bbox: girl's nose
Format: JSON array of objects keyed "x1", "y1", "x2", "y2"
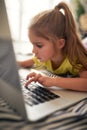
[{"x1": 32, "y1": 47, "x2": 37, "y2": 54}]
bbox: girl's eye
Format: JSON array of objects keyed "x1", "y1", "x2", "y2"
[{"x1": 36, "y1": 44, "x2": 43, "y2": 48}]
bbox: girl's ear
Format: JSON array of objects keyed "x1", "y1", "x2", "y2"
[{"x1": 57, "y1": 38, "x2": 65, "y2": 49}]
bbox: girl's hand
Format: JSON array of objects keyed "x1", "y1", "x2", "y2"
[{"x1": 25, "y1": 72, "x2": 55, "y2": 87}]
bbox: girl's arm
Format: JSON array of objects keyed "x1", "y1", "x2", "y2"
[
  {"x1": 17, "y1": 59, "x2": 34, "y2": 68},
  {"x1": 25, "y1": 70, "x2": 87, "y2": 92},
  {"x1": 52, "y1": 76, "x2": 87, "y2": 91}
]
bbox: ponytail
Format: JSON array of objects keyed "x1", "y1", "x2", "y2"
[{"x1": 55, "y1": 2, "x2": 87, "y2": 69}]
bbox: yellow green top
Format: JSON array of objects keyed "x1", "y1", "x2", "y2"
[{"x1": 33, "y1": 57, "x2": 82, "y2": 77}]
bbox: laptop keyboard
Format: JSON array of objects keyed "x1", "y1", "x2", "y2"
[{"x1": 20, "y1": 79, "x2": 60, "y2": 106}]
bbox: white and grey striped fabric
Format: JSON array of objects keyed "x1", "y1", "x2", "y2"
[{"x1": 0, "y1": 98, "x2": 87, "y2": 130}]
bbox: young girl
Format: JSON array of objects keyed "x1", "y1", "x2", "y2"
[{"x1": 18, "y1": 2, "x2": 87, "y2": 91}]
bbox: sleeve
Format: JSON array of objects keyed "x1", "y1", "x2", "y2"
[{"x1": 32, "y1": 56, "x2": 45, "y2": 68}]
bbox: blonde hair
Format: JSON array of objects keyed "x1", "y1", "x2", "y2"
[{"x1": 29, "y1": 2, "x2": 87, "y2": 70}]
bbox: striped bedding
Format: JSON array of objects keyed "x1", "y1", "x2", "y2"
[{"x1": 0, "y1": 97, "x2": 87, "y2": 130}]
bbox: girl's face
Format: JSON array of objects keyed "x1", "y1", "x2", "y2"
[{"x1": 29, "y1": 30, "x2": 58, "y2": 62}]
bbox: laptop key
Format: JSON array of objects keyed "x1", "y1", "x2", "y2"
[{"x1": 21, "y1": 79, "x2": 60, "y2": 106}]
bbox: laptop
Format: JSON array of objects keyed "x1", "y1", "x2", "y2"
[{"x1": 0, "y1": 0, "x2": 87, "y2": 122}]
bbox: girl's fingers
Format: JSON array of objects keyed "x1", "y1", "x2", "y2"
[
  {"x1": 26, "y1": 72, "x2": 42, "y2": 80},
  {"x1": 26, "y1": 72, "x2": 36, "y2": 80},
  {"x1": 25, "y1": 72, "x2": 42, "y2": 87},
  {"x1": 25, "y1": 77, "x2": 35, "y2": 87}
]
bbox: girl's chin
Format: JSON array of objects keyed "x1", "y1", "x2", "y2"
[
  {"x1": 38, "y1": 58, "x2": 47, "y2": 62},
  {"x1": 39, "y1": 59, "x2": 44, "y2": 62}
]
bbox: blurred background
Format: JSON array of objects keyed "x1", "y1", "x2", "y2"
[{"x1": 5, "y1": 0, "x2": 87, "y2": 57}]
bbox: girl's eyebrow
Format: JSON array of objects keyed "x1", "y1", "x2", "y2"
[{"x1": 32, "y1": 42, "x2": 42, "y2": 44}]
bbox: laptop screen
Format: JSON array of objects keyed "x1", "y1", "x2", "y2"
[{"x1": 0, "y1": 0, "x2": 20, "y2": 88}]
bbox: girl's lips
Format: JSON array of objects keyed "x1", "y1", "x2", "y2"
[
  {"x1": 35, "y1": 56, "x2": 44, "y2": 61},
  {"x1": 35, "y1": 56, "x2": 41, "y2": 60},
  {"x1": 38, "y1": 58, "x2": 41, "y2": 60},
  {"x1": 38, "y1": 57, "x2": 43, "y2": 61}
]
